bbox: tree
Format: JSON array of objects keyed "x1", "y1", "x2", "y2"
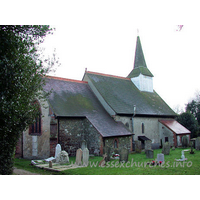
[
  {"x1": 0, "y1": 25, "x2": 53, "y2": 174},
  {"x1": 177, "y1": 112, "x2": 199, "y2": 138},
  {"x1": 186, "y1": 99, "x2": 200, "y2": 126}
]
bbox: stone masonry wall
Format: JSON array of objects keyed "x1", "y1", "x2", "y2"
[
  {"x1": 104, "y1": 135, "x2": 132, "y2": 153},
  {"x1": 58, "y1": 117, "x2": 101, "y2": 156},
  {"x1": 23, "y1": 99, "x2": 51, "y2": 159}
]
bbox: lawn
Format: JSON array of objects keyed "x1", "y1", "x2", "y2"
[{"x1": 14, "y1": 148, "x2": 200, "y2": 175}]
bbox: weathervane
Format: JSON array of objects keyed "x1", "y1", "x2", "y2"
[{"x1": 137, "y1": 29, "x2": 139, "y2": 36}]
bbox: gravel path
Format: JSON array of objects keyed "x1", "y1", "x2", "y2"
[{"x1": 13, "y1": 168, "x2": 40, "y2": 175}]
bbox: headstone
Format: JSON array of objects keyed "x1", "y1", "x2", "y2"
[
  {"x1": 182, "y1": 136, "x2": 188, "y2": 148},
  {"x1": 195, "y1": 137, "x2": 200, "y2": 150},
  {"x1": 82, "y1": 148, "x2": 89, "y2": 166},
  {"x1": 32, "y1": 136, "x2": 38, "y2": 157},
  {"x1": 55, "y1": 144, "x2": 62, "y2": 160},
  {"x1": 162, "y1": 142, "x2": 170, "y2": 155},
  {"x1": 145, "y1": 140, "x2": 152, "y2": 151},
  {"x1": 94, "y1": 149, "x2": 100, "y2": 156},
  {"x1": 146, "y1": 149, "x2": 154, "y2": 159},
  {"x1": 157, "y1": 153, "x2": 164, "y2": 163},
  {"x1": 104, "y1": 146, "x2": 111, "y2": 162},
  {"x1": 75, "y1": 148, "x2": 83, "y2": 166},
  {"x1": 81, "y1": 140, "x2": 87, "y2": 150},
  {"x1": 119, "y1": 147, "x2": 129, "y2": 162},
  {"x1": 135, "y1": 141, "x2": 142, "y2": 153},
  {"x1": 56, "y1": 150, "x2": 69, "y2": 164},
  {"x1": 49, "y1": 161, "x2": 52, "y2": 168},
  {"x1": 190, "y1": 141, "x2": 195, "y2": 154}
]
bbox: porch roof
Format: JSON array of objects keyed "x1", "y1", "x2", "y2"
[{"x1": 159, "y1": 120, "x2": 191, "y2": 135}]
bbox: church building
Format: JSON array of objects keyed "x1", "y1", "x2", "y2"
[{"x1": 15, "y1": 36, "x2": 191, "y2": 159}]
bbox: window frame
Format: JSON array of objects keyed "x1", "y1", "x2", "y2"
[{"x1": 29, "y1": 100, "x2": 42, "y2": 136}]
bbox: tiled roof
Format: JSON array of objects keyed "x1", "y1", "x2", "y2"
[
  {"x1": 159, "y1": 120, "x2": 191, "y2": 134},
  {"x1": 86, "y1": 71, "x2": 176, "y2": 116},
  {"x1": 43, "y1": 76, "x2": 133, "y2": 137}
]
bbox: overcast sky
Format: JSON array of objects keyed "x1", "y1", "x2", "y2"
[{"x1": 37, "y1": 1, "x2": 200, "y2": 113}]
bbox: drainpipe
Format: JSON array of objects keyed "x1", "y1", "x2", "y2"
[{"x1": 132, "y1": 105, "x2": 136, "y2": 151}]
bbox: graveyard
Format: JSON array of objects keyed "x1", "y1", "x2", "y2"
[{"x1": 14, "y1": 146, "x2": 200, "y2": 175}]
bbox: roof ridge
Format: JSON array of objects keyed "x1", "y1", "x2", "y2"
[
  {"x1": 87, "y1": 71, "x2": 130, "y2": 80},
  {"x1": 45, "y1": 75, "x2": 88, "y2": 84}
]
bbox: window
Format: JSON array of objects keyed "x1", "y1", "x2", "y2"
[
  {"x1": 29, "y1": 101, "x2": 42, "y2": 136},
  {"x1": 142, "y1": 123, "x2": 145, "y2": 134},
  {"x1": 114, "y1": 139, "x2": 118, "y2": 148}
]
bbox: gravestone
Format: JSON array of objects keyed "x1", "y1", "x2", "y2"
[
  {"x1": 190, "y1": 142, "x2": 195, "y2": 154},
  {"x1": 145, "y1": 140, "x2": 152, "y2": 151},
  {"x1": 195, "y1": 137, "x2": 200, "y2": 150},
  {"x1": 82, "y1": 148, "x2": 89, "y2": 166},
  {"x1": 119, "y1": 147, "x2": 129, "y2": 162},
  {"x1": 55, "y1": 144, "x2": 62, "y2": 160},
  {"x1": 135, "y1": 141, "x2": 142, "y2": 153},
  {"x1": 81, "y1": 140, "x2": 87, "y2": 150},
  {"x1": 157, "y1": 153, "x2": 164, "y2": 163},
  {"x1": 49, "y1": 161, "x2": 52, "y2": 168},
  {"x1": 56, "y1": 151, "x2": 69, "y2": 164},
  {"x1": 162, "y1": 142, "x2": 170, "y2": 155},
  {"x1": 104, "y1": 146, "x2": 111, "y2": 162},
  {"x1": 94, "y1": 149, "x2": 100, "y2": 156},
  {"x1": 146, "y1": 149, "x2": 154, "y2": 159},
  {"x1": 182, "y1": 136, "x2": 188, "y2": 148},
  {"x1": 32, "y1": 136, "x2": 38, "y2": 157},
  {"x1": 76, "y1": 148, "x2": 83, "y2": 166}
]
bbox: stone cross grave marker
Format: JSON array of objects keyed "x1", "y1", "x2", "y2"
[
  {"x1": 157, "y1": 153, "x2": 164, "y2": 163},
  {"x1": 76, "y1": 148, "x2": 83, "y2": 166},
  {"x1": 119, "y1": 147, "x2": 129, "y2": 162},
  {"x1": 135, "y1": 141, "x2": 142, "y2": 153},
  {"x1": 195, "y1": 137, "x2": 200, "y2": 150},
  {"x1": 162, "y1": 142, "x2": 170, "y2": 155},
  {"x1": 55, "y1": 144, "x2": 62, "y2": 161},
  {"x1": 146, "y1": 149, "x2": 154, "y2": 159},
  {"x1": 99, "y1": 154, "x2": 107, "y2": 167},
  {"x1": 82, "y1": 148, "x2": 89, "y2": 166},
  {"x1": 104, "y1": 146, "x2": 111, "y2": 162}
]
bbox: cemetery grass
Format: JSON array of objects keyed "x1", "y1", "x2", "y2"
[{"x1": 14, "y1": 148, "x2": 200, "y2": 175}]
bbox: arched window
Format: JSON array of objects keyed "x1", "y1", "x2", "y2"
[
  {"x1": 142, "y1": 123, "x2": 145, "y2": 134},
  {"x1": 114, "y1": 138, "x2": 118, "y2": 148},
  {"x1": 29, "y1": 101, "x2": 42, "y2": 136}
]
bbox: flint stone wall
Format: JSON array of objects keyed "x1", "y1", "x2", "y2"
[{"x1": 58, "y1": 117, "x2": 101, "y2": 156}]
